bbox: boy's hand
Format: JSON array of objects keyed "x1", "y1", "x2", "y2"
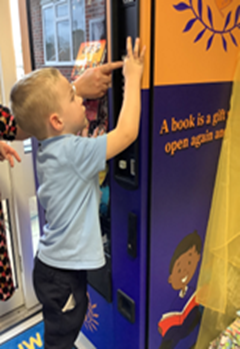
[
  {"x1": 0, "y1": 141, "x2": 21, "y2": 167},
  {"x1": 105, "y1": 37, "x2": 146, "y2": 161},
  {"x1": 123, "y1": 37, "x2": 146, "y2": 83}
]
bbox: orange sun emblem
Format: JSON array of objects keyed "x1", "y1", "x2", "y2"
[{"x1": 84, "y1": 292, "x2": 99, "y2": 332}]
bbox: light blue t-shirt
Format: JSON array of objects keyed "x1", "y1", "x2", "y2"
[{"x1": 36, "y1": 134, "x2": 107, "y2": 270}]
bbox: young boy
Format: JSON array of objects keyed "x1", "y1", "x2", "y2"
[{"x1": 10, "y1": 37, "x2": 145, "y2": 349}]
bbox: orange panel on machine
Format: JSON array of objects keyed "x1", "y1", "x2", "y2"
[
  {"x1": 154, "y1": 0, "x2": 240, "y2": 86},
  {"x1": 140, "y1": 0, "x2": 151, "y2": 89}
]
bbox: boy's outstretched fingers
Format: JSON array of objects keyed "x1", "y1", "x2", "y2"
[
  {"x1": 126, "y1": 37, "x2": 133, "y2": 58},
  {"x1": 133, "y1": 38, "x2": 140, "y2": 59},
  {"x1": 126, "y1": 37, "x2": 146, "y2": 63}
]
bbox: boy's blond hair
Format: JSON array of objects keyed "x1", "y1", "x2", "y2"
[{"x1": 10, "y1": 68, "x2": 62, "y2": 140}]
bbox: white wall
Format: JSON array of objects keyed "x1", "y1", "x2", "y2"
[{"x1": 0, "y1": 0, "x2": 17, "y2": 105}]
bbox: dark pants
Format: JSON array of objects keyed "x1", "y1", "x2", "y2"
[{"x1": 33, "y1": 257, "x2": 88, "y2": 349}]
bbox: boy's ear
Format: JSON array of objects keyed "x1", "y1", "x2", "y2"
[
  {"x1": 49, "y1": 113, "x2": 63, "y2": 131},
  {"x1": 168, "y1": 275, "x2": 172, "y2": 284}
]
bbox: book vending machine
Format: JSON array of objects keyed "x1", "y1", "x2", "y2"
[
  {"x1": 32, "y1": 0, "x2": 240, "y2": 348},
  {"x1": 78, "y1": 0, "x2": 239, "y2": 348}
]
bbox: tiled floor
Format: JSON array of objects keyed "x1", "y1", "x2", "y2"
[{"x1": 0, "y1": 312, "x2": 96, "y2": 349}]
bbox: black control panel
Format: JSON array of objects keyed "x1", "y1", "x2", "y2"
[
  {"x1": 111, "y1": 0, "x2": 139, "y2": 190},
  {"x1": 117, "y1": 289, "x2": 135, "y2": 323}
]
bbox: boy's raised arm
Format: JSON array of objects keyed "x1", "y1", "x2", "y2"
[{"x1": 106, "y1": 37, "x2": 145, "y2": 161}]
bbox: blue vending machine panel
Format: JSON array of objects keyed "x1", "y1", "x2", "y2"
[
  {"x1": 110, "y1": 89, "x2": 150, "y2": 349},
  {"x1": 148, "y1": 0, "x2": 240, "y2": 346},
  {"x1": 148, "y1": 83, "x2": 232, "y2": 349}
]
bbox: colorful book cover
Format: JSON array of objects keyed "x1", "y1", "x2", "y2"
[{"x1": 71, "y1": 40, "x2": 106, "y2": 80}]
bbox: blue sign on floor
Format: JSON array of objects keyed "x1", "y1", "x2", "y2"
[
  {"x1": 1, "y1": 321, "x2": 76, "y2": 349},
  {"x1": 1, "y1": 322, "x2": 44, "y2": 349}
]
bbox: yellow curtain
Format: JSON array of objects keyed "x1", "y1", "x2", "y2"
[{"x1": 195, "y1": 53, "x2": 240, "y2": 349}]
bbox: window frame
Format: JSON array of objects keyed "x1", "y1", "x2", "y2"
[
  {"x1": 89, "y1": 16, "x2": 105, "y2": 42},
  {"x1": 41, "y1": 0, "x2": 86, "y2": 66}
]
